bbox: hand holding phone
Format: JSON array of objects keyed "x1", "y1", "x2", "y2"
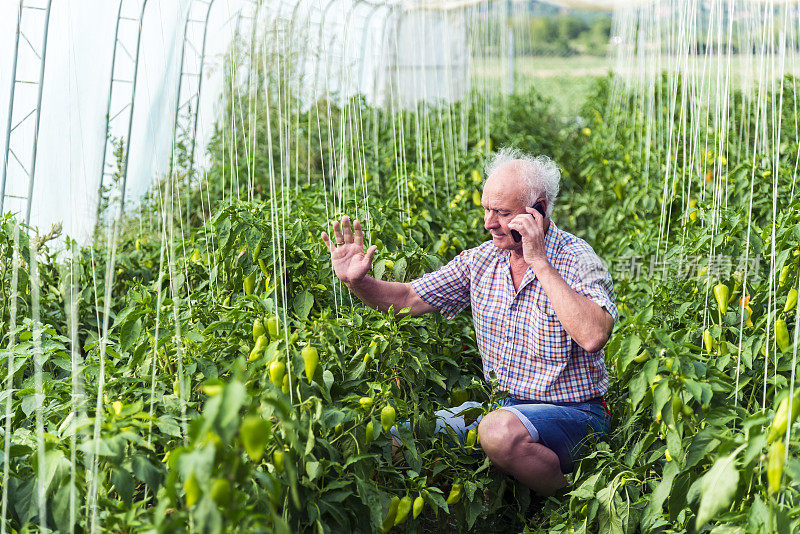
[{"x1": 511, "y1": 200, "x2": 545, "y2": 243}]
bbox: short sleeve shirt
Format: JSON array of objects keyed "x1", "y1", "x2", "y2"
[{"x1": 410, "y1": 222, "x2": 618, "y2": 403}]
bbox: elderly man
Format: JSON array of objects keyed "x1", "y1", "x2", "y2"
[{"x1": 321, "y1": 148, "x2": 617, "y2": 496}]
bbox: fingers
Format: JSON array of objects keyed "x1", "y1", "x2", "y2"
[
  {"x1": 353, "y1": 219, "x2": 364, "y2": 248},
  {"x1": 520, "y1": 209, "x2": 543, "y2": 234},
  {"x1": 332, "y1": 219, "x2": 345, "y2": 245},
  {"x1": 525, "y1": 206, "x2": 544, "y2": 225},
  {"x1": 364, "y1": 244, "x2": 377, "y2": 265},
  {"x1": 321, "y1": 231, "x2": 334, "y2": 253},
  {"x1": 342, "y1": 215, "x2": 354, "y2": 243},
  {"x1": 508, "y1": 215, "x2": 529, "y2": 236}
]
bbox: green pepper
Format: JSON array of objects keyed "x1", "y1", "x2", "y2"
[
  {"x1": 243, "y1": 270, "x2": 257, "y2": 295},
  {"x1": 784, "y1": 288, "x2": 797, "y2": 314},
  {"x1": 210, "y1": 478, "x2": 232, "y2": 506},
  {"x1": 412, "y1": 495, "x2": 424, "y2": 519},
  {"x1": 269, "y1": 360, "x2": 286, "y2": 387},
  {"x1": 732, "y1": 270, "x2": 743, "y2": 292},
  {"x1": 703, "y1": 328, "x2": 715, "y2": 353},
  {"x1": 249, "y1": 334, "x2": 268, "y2": 361},
  {"x1": 266, "y1": 315, "x2": 279, "y2": 338},
  {"x1": 365, "y1": 420, "x2": 375, "y2": 445},
  {"x1": 258, "y1": 258, "x2": 269, "y2": 276},
  {"x1": 239, "y1": 415, "x2": 270, "y2": 461},
  {"x1": 714, "y1": 283, "x2": 729, "y2": 320},
  {"x1": 359, "y1": 397, "x2": 373, "y2": 411},
  {"x1": 272, "y1": 449, "x2": 285, "y2": 475},
  {"x1": 445, "y1": 483, "x2": 463, "y2": 505},
  {"x1": 184, "y1": 472, "x2": 202, "y2": 508},
  {"x1": 779, "y1": 265, "x2": 791, "y2": 287},
  {"x1": 381, "y1": 405, "x2": 396, "y2": 433},
  {"x1": 450, "y1": 387, "x2": 470, "y2": 406},
  {"x1": 465, "y1": 427, "x2": 478, "y2": 448},
  {"x1": 301, "y1": 345, "x2": 319, "y2": 384},
  {"x1": 253, "y1": 318, "x2": 265, "y2": 342},
  {"x1": 671, "y1": 395, "x2": 683, "y2": 423},
  {"x1": 767, "y1": 440, "x2": 785, "y2": 494},
  {"x1": 394, "y1": 496, "x2": 413, "y2": 526},
  {"x1": 767, "y1": 389, "x2": 800, "y2": 443},
  {"x1": 776, "y1": 318, "x2": 791, "y2": 352},
  {"x1": 380, "y1": 496, "x2": 400, "y2": 533}
]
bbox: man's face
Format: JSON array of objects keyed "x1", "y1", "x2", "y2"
[{"x1": 481, "y1": 166, "x2": 529, "y2": 250}]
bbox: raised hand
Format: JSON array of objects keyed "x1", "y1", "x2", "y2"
[{"x1": 321, "y1": 215, "x2": 377, "y2": 286}]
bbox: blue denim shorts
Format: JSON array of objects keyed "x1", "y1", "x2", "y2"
[{"x1": 430, "y1": 397, "x2": 611, "y2": 473}]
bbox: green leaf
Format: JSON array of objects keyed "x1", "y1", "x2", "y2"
[
  {"x1": 685, "y1": 429, "x2": 719, "y2": 469},
  {"x1": 111, "y1": 467, "x2": 135, "y2": 506},
  {"x1": 355, "y1": 478, "x2": 384, "y2": 527},
  {"x1": 643, "y1": 459, "x2": 678, "y2": 525},
  {"x1": 619, "y1": 334, "x2": 642, "y2": 373},
  {"x1": 393, "y1": 257, "x2": 407, "y2": 281},
  {"x1": 695, "y1": 453, "x2": 740, "y2": 528},
  {"x1": 293, "y1": 290, "x2": 314, "y2": 320},
  {"x1": 132, "y1": 455, "x2": 164, "y2": 491},
  {"x1": 120, "y1": 317, "x2": 142, "y2": 353},
  {"x1": 628, "y1": 371, "x2": 647, "y2": 411},
  {"x1": 306, "y1": 461, "x2": 321, "y2": 482}
]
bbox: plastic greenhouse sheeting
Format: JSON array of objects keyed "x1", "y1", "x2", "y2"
[
  {"x1": 0, "y1": 0, "x2": 254, "y2": 245},
  {"x1": 261, "y1": 0, "x2": 471, "y2": 109}
]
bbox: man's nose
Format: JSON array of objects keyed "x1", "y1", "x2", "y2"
[{"x1": 484, "y1": 211, "x2": 498, "y2": 228}]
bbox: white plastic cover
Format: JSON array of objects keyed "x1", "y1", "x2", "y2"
[{"x1": 0, "y1": 0, "x2": 254, "y2": 244}]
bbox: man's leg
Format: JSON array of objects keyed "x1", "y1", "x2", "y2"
[{"x1": 477, "y1": 410, "x2": 566, "y2": 496}]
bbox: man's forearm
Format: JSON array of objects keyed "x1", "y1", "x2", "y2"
[
  {"x1": 346, "y1": 276, "x2": 415, "y2": 314},
  {"x1": 534, "y1": 263, "x2": 613, "y2": 353}
]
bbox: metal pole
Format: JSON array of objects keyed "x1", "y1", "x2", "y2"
[
  {"x1": 0, "y1": 0, "x2": 24, "y2": 216},
  {"x1": 118, "y1": 0, "x2": 149, "y2": 214},
  {"x1": 186, "y1": 0, "x2": 217, "y2": 179},
  {"x1": 169, "y1": 2, "x2": 194, "y2": 179},
  {"x1": 23, "y1": 0, "x2": 52, "y2": 225},
  {"x1": 358, "y1": 4, "x2": 383, "y2": 91},
  {"x1": 96, "y1": 0, "x2": 126, "y2": 223},
  {"x1": 312, "y1": 0, "x2": 342, "y2": 97}
]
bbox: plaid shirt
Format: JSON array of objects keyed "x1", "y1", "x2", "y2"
[{"x1": 411, "y1": 222, "x2": 618, "y2": 403}]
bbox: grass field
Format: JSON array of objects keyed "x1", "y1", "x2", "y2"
[{"x1": 473, "y1": 54, "x2": 614, "y2": 118}]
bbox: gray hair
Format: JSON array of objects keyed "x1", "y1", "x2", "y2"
[{"x1": 484, "y1": 148, "x2": 561, "y2": 216}]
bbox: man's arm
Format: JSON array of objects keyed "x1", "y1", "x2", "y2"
[
  {"x1": 509, "y1": 207, "x2": 614, "y2": 353},
  {"x1": 531, "y1": 265, "x2": 614, "y2": 353},
  {"x1": 322, "y1": 215, "x2": 436, "y2": 316},
  {"x1": 345, "y1": 276, "x2": 437, "y2": 316}
]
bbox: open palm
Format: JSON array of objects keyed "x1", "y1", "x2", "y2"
[{"x1": 321, "y1": 215, "x2": 377, "y2": 286}]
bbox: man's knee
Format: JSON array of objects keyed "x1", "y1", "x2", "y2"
[{"x1": 477, "y1": 410, "x2": 530, "y2": 468}]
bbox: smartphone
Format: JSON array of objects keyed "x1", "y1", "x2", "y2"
[{"x1": 511, "y1": 200, "x2": 545, "y2": 243}]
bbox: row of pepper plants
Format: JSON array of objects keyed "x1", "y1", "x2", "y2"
[
  {"x1": 2, "y1": 72, "x2": 800, "y2": 533},
  {"x1": 541, "y1": 76, "x2": 800, "y2": 533}
]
